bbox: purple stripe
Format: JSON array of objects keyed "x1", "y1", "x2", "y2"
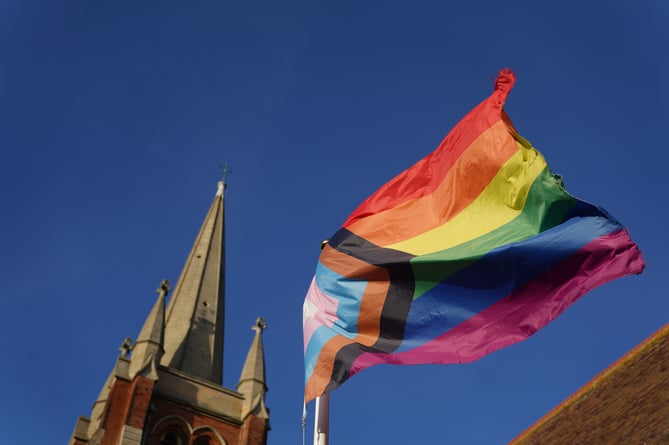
[{"x1": 348, "y1": 229, "x2": 644, "y2": 376}]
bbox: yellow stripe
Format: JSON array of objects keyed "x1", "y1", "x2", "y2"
[{"x1": 387, "y1": 141, "x2": 546, "y2": 255}]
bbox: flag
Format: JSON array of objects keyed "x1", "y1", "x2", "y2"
[{"x1": 303, "y1": 69, "x2": 645, "y2": 403}]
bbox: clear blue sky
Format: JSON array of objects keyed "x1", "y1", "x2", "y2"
[{"x1": 1, "y1": 1, "x2": 666, "y2": 443}]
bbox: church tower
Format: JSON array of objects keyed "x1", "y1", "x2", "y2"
[{"x1": 69, "y1": 181, "x2": 269, "y2": 445}]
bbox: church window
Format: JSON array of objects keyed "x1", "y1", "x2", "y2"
[{"x1": 161, "y1": 431, "x2": 183, "y2": 445}]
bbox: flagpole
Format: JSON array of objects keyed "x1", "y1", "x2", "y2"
[
  {"x1": 312, "y1": 239, "x2": 331, "y2": 445},
  {"x1": 313, "y1": 392, "x2": 330, "y2": 445}
]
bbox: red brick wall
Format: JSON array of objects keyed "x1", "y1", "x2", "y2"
[
  {"x1": 100, "y1": 378, "x2": 133, "y2": 444},
  {"x1": 239, "y1": 415, "x2": 268, "y2": 445},
  {"x1": 93, "y1": 375, "x2": 156, "y2": 444},
  {"x1": 87, "y1": 375, "x2": 267, "y2": 445},
  {"x1": 125, "y1": 376, "x2": 155, "y2": 429},
  {"x1": 146, "y1": 398, "x2": 247, "y2": 445}
]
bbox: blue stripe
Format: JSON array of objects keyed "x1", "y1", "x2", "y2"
[
  {"x1": 396, "y1": 214, "x2": 622, "y2": 352},
  {"x1": 304, "y1": 325, "x2": 339, "y2": 380}
]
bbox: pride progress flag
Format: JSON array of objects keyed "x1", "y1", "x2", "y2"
[{"x1": 303, "y1": 69, "x2": 644, "y2": 403}]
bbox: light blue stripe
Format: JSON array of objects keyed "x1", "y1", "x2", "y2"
[
  {"x1": 315, "y1": 261, "x2": 367, "y2": 335},
  {"x1": 304, "y1": 325, "x2": 339, "y2": 381},
  {"x1": 305, "y1": 262, "x2": 369, "y2": 381}
]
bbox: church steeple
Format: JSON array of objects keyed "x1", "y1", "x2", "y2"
[
  {"x1": 160, "y1": 181, "x2": 226, "y2": 383},
  {"x1": 70, "y1": 180, "x2": 270, "y2": 445}
]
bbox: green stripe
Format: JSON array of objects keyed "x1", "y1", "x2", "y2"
[{"x1": 411, "y1": 167, "x2": 575, "y2": 299}]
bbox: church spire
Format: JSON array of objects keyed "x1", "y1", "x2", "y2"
[
  {"x1": 70, "y1": 180, "x2": 271, "y2": 445},
  {"x1": 237, "y1": 317, "x2": 269, "y2": 420},
  {"x1": 160, "y1": 181, "x2": 226, "y2": 383}
]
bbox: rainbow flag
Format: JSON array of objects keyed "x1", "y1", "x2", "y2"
[{"x1": 303, "y1": 69, "x2": 645, "y2": 403}]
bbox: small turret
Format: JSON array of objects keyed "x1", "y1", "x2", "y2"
[
  {"x1": 128, "y1": 279, "x2": 170, "y2": 379},
  {"x1": 237, "y1": 317, "x2": 269, "y2": 420}
]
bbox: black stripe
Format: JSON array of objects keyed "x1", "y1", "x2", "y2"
[{"x1": 325, "y1": 228, "x2": 416, "y2": 391}]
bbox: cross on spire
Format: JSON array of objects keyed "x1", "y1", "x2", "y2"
[
  {"x1": 218, "y1": 162, "x2": 233, "y2": 184},
  {"x1": 253, "y1": 317, "x2": 267, "y2": 333}
]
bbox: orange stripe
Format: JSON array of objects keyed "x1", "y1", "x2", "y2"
[
  {"x1": 342, "y1": 98, "x2": 506, "y2": 228},
  {"x1": 305, "y1": 335, "x2": 354, "y2": 402},
  {"x1": 347, "y1": 121, "x2": 517, "y2": 247}
]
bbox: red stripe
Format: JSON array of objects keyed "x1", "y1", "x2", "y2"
[
  {"x1": 343, "y1": 70, "x2": 516, "y2": 228},
  {"x1": 345, "y1": 122, "x2": 517, "y2": 245}
]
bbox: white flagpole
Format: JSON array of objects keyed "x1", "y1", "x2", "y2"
[
  {"x1": 312, "y1": 240, "x2": 331, "y2": 445},
  {"x1": 313, "y1": 392, "x2": 330, "y2": 445}
]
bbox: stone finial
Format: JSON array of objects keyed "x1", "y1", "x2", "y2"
[
  {"x1": 156, "y1": 279, "x2": 171, "y2": 299},
  {"x1": 119, "y1": 337, "x2": 134, "y2": 357}
]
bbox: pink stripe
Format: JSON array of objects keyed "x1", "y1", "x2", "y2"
[
  {"x1": 349, "y1": 230, "x2": 644, "y2": 376},
  {"x1": 303, "y1": 277, "x2": 340, "y2": 351}
]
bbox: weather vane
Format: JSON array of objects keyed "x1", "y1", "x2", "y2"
[{"x1": 218, "y1": 162, "x2": 233, "y2": 183}]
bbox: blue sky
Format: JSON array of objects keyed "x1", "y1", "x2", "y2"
[{"x1": 1, "y1": 1, "x2": 666, "y2": 443}]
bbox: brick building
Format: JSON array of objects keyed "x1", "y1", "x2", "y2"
[{"x1": 69, "y1": 181, "x2": 269, "y2": 445}]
